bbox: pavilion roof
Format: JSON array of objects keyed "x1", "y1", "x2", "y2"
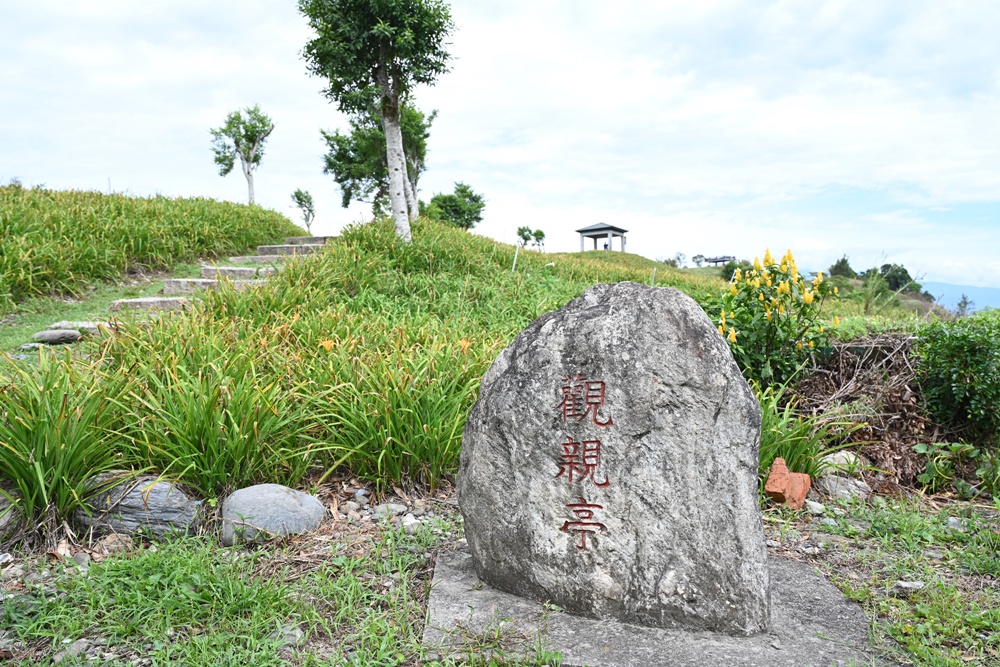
[{"x1": 575, "y1": 222, "x2": 629, "y2": 235}]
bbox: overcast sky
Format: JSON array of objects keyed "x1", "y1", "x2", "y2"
[{"x1": 3, "y1": 1, "x2": 999, "y2": 287}]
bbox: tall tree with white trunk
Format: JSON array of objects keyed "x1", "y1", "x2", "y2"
[
  {"x1": 210, "y1": 105, "x2": 275, "y2": 205},
  {"x1": 299, "y1": 0, "x2": 453, "y2": 241}
]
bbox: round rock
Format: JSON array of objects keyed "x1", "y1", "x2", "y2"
[
  {"x1": 221, "y1": 484, "x2": 325, "y2": 545},
  {"x1": 458, "y1": 282, "x2": 770, "y2": 636},
  {"x1": 76, "y1": 474, "x2": 200, "y2": 538},
  {"x1": 32, "y1": 329, "x2": 82, "y2": 345}
]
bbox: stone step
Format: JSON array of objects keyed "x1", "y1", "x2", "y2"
[
  {"x1": 163, "y1": 278, "x2": 266, "y2": 295},
  {"x1": 285, "y1": 235, "x2": 336, "y2": 245},
  {"x1": 109, "y1": 297, "x2": 191, "y2": 312},
  {"x1": 256, "y1": 244, "x2": 325, "y2": 256},
  {"x1": 47, "y1": 321, "x2": 112, "y2": 336},
  {"x1": 201, "y1": 266, "x2": 277, "y2": 280},
  {"x1": 227, "y1": 255, "x2": 288, "y2": 264}
]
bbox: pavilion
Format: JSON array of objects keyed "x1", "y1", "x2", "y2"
[{"x1": 576, "y1": 223, "x2": 628, "y2": 252}]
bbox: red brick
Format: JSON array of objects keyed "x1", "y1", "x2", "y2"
[{"x1": 764, "y1": 457, "x2": 811, "y2": 510}]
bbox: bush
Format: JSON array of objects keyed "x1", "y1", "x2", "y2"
[
  {"x1": 719, "y1": 259, "x2": 752, "y2": 282},
  {"x1": 916, "y1": 309, "x2": 1000, "y2": 446},
  {"x1": 717, "y1": 248, "x2": 839, "y2": 386},
  {"x1": 828, "y1": 255, "x2": 857, "y2": 279}
]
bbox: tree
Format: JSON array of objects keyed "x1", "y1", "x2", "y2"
[
  {"x1": 532, "y1": 229, "x2": 545, "y2": 250},
  {"x1": 423, "y1": 182, "x2": 485, "y2": 230},
  {"x1": 691, "y1": 254, "x2": 705, "y2": 267},
  {"x1": 291, "y1": 189, "x2": 315, "y2": 234},
  {"x1": 828, "y1": 255, "x2": 857, "y2": 279},
  {"x1": 955, "y1": 294, "x2": 975, "y2": 318},
  {"x1": 878, "y1": 263, "x2": 919, "y2": 292},
  {"x1": 515, "y1": 226, "x2": 544, "y2": 249},
  {"x1": 210, "y1": 105, "x2": 275, "y2": 204},
  {"x1": 300, "y1": 0, "x2": 454, "y2": 241},
  {"x1": 321, "y1": 103, "x2": 436, "y2": 215}
]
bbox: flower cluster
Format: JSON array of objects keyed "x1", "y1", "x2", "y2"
[{"x1": 718, "y1": 248, "x2": 839, "y2": 386}]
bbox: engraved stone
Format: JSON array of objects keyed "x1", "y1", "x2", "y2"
[{"x1": 458, "y1": 282, "x2": 769, "y2": 635}]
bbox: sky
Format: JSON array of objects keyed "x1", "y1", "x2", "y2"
[{"x1": 2, "y1": 1, "x2": 1000, "y2": 289}]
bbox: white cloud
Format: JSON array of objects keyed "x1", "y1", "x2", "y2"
[{"x1": 2, "y1": 1, "x2": 1000, "y2": 286}]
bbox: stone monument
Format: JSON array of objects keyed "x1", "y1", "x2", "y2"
[{"x1": 457, "y1": 282, "x2": 770, "y2": 635}]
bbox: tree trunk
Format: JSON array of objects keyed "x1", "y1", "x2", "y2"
[
  {"x1": 406, "y1": 156, "x2": 420, "y2": 218},
  {"x1": 402, "y1": 162, "x2": 417, "y2": 220},
  {"x1": 380, "y1": 112, "x2": 411, "y2": 240},
  {"x1": 240, "y1": 156, "x2": 255, "y2": 204}
]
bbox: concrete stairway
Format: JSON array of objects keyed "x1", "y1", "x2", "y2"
[{"x1": 108, "y1": 236, "x2": 333, "y2": 313}]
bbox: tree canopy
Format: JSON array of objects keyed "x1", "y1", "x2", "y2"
[
  {"x1": 300, "y1": 0, "x2": 454, "y2": 240},
  {"x1": 210, "y1": 104, "x2": 274, "y2": 204},
  {"x1": 321, "y1": 103, "x2": 436, "y2": 215},
  {"x1": 422, "y1": 182, "x2": 485, "y2": 230},
  {"x1": 290, "y1": 189, "x2": 315, "y2": 233}
]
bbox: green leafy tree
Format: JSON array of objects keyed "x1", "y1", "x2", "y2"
[
  {"x1": 210, "y1": 105, "x2": 275, "y2": 204},
  {"x1": 290, "y1": 189, "x2": 315, "y2": 234},
  {"x1": 516, "y1": 226, "x2": 533, "y2": 247},
  {"x1": 321, "y1": 103, "x2": 436, "y2": 215},
  {"x1": 828, "y1": 255, "x2": 857, "y2": 279},
  {"x1": 532, "y1": 229, "x2": 545, "y2": 250},
  {"x1": 877, "y1": 263, "x2": 919, "y2": 292},
  {"x1": 423, "y1": 182, "x2": 485, "y2": 230},
  {"x1": 300, "y1": 0, "x2": 454, "y2": 241},
  {"x1": 955, "y1": 294, "x2": 974, "y2": 318},
  {"x1": 692, "y1": 254, "x2": 705, "y2": 267}
]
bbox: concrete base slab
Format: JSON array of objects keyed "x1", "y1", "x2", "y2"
[
  {"x1": 423, "y1": 550, "x2": 895, "y2": 667},
  {"x1": 227, "y1": 255, "x2": 288, "y2": 264}
]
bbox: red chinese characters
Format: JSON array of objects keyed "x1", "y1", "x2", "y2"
[
  {"x1": 556, "y1": 436, "x2": 609, "y2": 487},
  {"x1": 560, "y1": 374, "x2": 613, "y2": 427},
  {"x1": 560, "y1": 497, "x2": 607, "y2": 551},
  {"x1": 556, "y1": 373, "x2": 614, "y2": 551}
]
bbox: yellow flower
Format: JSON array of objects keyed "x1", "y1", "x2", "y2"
[
  {"x1": 763, "y1": 248, "x2": 773, "y2": 266},
  {"x1": 802, "y1": 291, "x2": 814, "y2": 305},
  {"x1": 754, "y1": 257, "x2": 762, "y2": 271},
  {"x1": 458, "y1": 339, "x2": 472, "y2": 352},
  {"x1": 809, "y1": 341, "x2": 815, "y2": 348},
  {"x1": 753, "y1": 278, "x2": 761, "y2": 289},
  {"x1": 779, "y1": 305, "x2": 785, "y2": 314},
  {"x1": 718, "y1": 324, "x2": 725, "y2": 335},
  {"x1": 728, "y1": 329, "x2": 738, "y2": 343},
  {"x1": 758, "y1": 293, "x2": 764, "y2": 301},
  {"x1": 780, "y1": 261, "x2": 788, "y2": 273},
  {"x1": 318, "y1": 340, "x2": 335, "y2": 351},
  {"x1": 730, "y1": 283, "x2": 738, "y2": 296},
  {"x1": 834, "y1": 286, "x2": 839, "y2": 294},
  {"x1": 814, "y1": 271, "x2": 824, "y2": 285},
  {"x1": 765, "y1": 308, "x2": 772, "y2": 321},
  {"x1": 734, "y1": 268, "x2": 742, "y2": 282},
  {"x1": 796, "y1": 341, "x2": 803, "y2": 350},
  {"x1": 720, "y1": 310, "x2": 726, "y2": 323},
  {"x1": 765, "y1": 277, "x2": 772, "y2": 287},
  {"x1": 729, "y1": 311, "x2": 735, "y2": 319},
  {"x1": 833, "y1": 316, "x2": 840, "y2": 327}
]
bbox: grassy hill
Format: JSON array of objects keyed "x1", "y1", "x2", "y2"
[{"x1": 0, "y1": 184, "x2": 302, "y2": 312}]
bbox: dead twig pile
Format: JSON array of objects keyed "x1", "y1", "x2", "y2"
[{"x1": 795, "y1": 332, "x2": 948, "y2": 488}]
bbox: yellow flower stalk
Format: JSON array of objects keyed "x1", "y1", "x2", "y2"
[
  {"x1": 834, "y1": 286, "x2": 839, "y2": 294},
  {"x1": 730, "y1": 283, "x2": 738, "y2": 296},
  {"x1": 802, "y1": 291, "x2": 814, "y2": 305},
  {"x1": 834, "y1": 316, "x2": 840, "y2": 327},
  {"x1": 763, "y1": 248, "x2": 773, "y2": 265},
  {"x1": 728, "y1": 329, "x2": 737, "y2": 343},
  {"x1": 754, "y1": 257, "x2": 762, "y2": 271},
  {"x1": 759, "y1": 293, "x2": 765, "y2": 301},
  {"x1": 814, "y1": 271, "x2": 824, "y2": 285},
  {"x1": 718, "y1": 325, "x2": 725, "y2": 335},
  {"x1": 734, "y1": 268, "x2": 742, "y2": 282},
  {"x1": 809, "y1": 341, "x2": 815, "y2": 348}
]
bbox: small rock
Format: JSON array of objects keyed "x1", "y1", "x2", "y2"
[
  {"x1": 19, "y1": 343, "x2": 43, "y2": 350},
  {"x1": 889, "y1": 581, "x2": 925, "y2": 597},
  {"x1": 47, "y1": 321, "x2": 109, "y2": 337},
  {"x1": 805, "y1": 500, "x2": 825, "y2": 515},
  {"x1": 946, "y1": 516, "x2": 964, "y2": 530},
  {"x1": 345, "y1": 501, "x2": 361, "y2": 512},
  {"x1": 0, "y1": 553, "x2": 12, "y2": 567},
  {"x1": 764, "y1": 458, "x2": 811, "y2": 510},
  {"x1": 52, "y1": 638, "x2": 89, "y2": 663},
  {"x1": 95, "y1": 534, "x2": 135, "y2": 556},
  {"x1": 353, "y1": 489, "x2": 369, "y2": 499},
  {"x1": 819, "y1": 451, "x2": 865, "y2": 475},
  {"x1": 32, "y1": 329, "x2": 82, "y2": 345},
  {"x1": 268, "y1": 624, "x2": 305, "y2": 652},
  {"x1": 814, "y1": 474, "x2": 872, "y2": 502},
  {"x1": 8, "y1": 354, "x2": 28, "y2": 361},
  {"x1": 401, "y1": 513, "x2": 421, "y2": 535},
  {"x1": 372, "y1": 503, "x2": 408, "y2": 518},
  {"x1": 346, "y1": 510, "x2": 360, "y2": 523},
  {"x1": 923, "y1": 549, "x2": 945, "y2": 560},
  {"x1": 1, "y1": 564, "x2": 24, "y2": 581},
  {"x1": 221, "y1": 484, "x2": 325, "y2": 546},
  {"x1": 820, "y1": 518, "x2": 837, "y2": 527},
  {"x1": 765, "y1": 539, "x2": 781, "y2": 548},
  {"x1": 72, "y1": 552, "x2": 91, "y2": 569}
]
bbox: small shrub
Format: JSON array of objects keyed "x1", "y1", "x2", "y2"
[
  {"x1": 719, "y1": 259, "x2": 752, "y2": 282},
  {"x1": 914, "y1": 442, "x2": 981, "y2": 496},
  {"x1": 718, "y1": 248, "x2": 839, "y2": 386},
  {"x1": 757, "y1": 381, "x2": 862, "y2": 486},
  {"x1": 916, "y1": 309, "x2": 1000, "y2": 447}
]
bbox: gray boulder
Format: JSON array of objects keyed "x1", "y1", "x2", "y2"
[
  {"x1": 458, "y1": 282, "x2": 770, "y2": 636},
  {"x1": 31, "y1": 329, "x2": 82, "y2": 345},
  {"x1": 47, "y1": 321, "x2": 110, "y2": 337},
  {"x1": 221, "y1": 484, "x2": 325, "y2": 546},
  {"x1": 814, "y1": 474, "x2": 872, "y2": 501},
  {"x1": 0, "y1": 493, "x2": 21, "y2": 540},
  {"x1": 77, "y1": 475, "x2": 200, "y2": 538}
]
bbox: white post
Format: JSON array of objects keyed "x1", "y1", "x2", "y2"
[
  {"x1": 607, "y1": 231, "x2": 612, "y2": 251},
  {"x1": 580, "y1": 234, "x2": 584, "y2": 252},
  {"x1": 622, "y1": 235, "x2": 627, "y2": 252}
]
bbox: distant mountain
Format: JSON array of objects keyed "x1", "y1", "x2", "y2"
[{"x1": 921, "y1": 282, "x2": 1000, "y2": 312}]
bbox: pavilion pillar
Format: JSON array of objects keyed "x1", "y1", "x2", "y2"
[
  {"x1": 607, "y1": 231, "x2": 612, "y2": 251},
  {"x1": 622, "y1": 235, "x2": 626, "y2": 252},
  {"x1": 580, "y1": 234, "x2": 584, "y2": 252}
]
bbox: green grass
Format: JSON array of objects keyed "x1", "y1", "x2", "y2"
[
  {"x1": 0, "y1": 184, "x2": 302, "y2": 312},
  {"x1": 768, "y1": 497, "x2": 1000, "y2": 666}
]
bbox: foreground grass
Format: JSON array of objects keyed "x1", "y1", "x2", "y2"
[
  {"x1": 1, "y1": 508, "x2": 560, "y2": 666},
  {"x1": 766, "y1": 496, "x2": 1000, "y2": 667}
]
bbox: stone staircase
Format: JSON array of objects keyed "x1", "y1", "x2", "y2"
[
  {"x1": 109, "y1": 236, "x2": 333, "y2": 310},
  {"x1": 15, "y1": 235, "x2": 334, "y2": 354}
]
